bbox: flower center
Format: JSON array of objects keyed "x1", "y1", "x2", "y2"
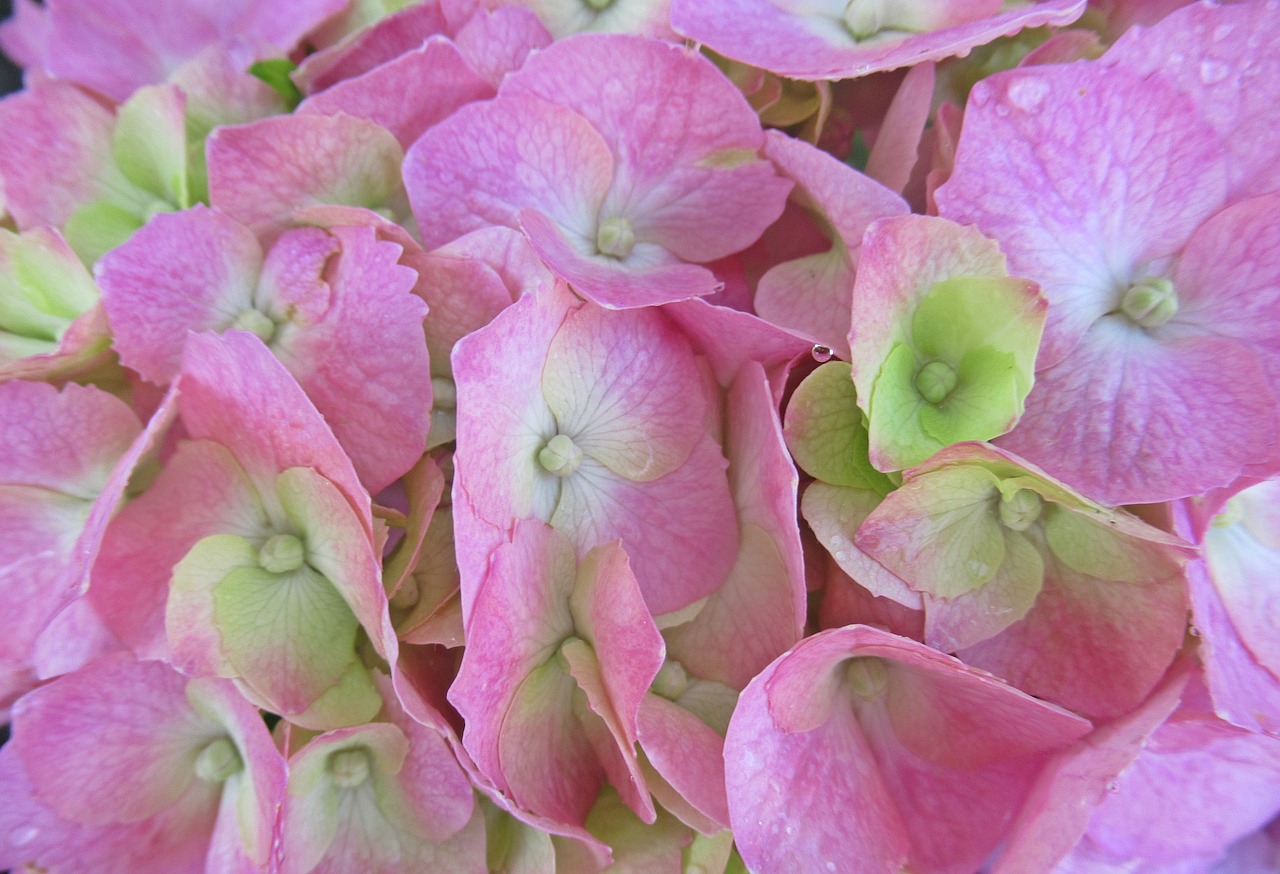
[
  {"x1": 328, "y1": 748, "x2": 372, "y2": 788},
  {"x1": 194, "y1": 737, "x2": 242, "y2": 783},
  {"x1": 258, "y1": 533, "x2": 305, "y2": 574},
  {"x1": 845, "y1": 657, "x2": 888, "y2": 700},
  {"x1": 538, "y1": 434, "x2": 584, "y2": 477},
  {"x1": 652, "y1": 659, "x2": 691, "y2": 701},
  {"x1": 843, "y1": 0, "x2": 886, "y2": 39},
  {"x1": 999, "y1": 488, "x2": 1043, "y2": 532},
  {"x1": 596, "y1": 217, "x2": 636, "y2": 259},
  {"x1": 1120, "y1": 277, "x2": 1178, "y2": 329},
  {"x1": 914, "y1": 360, "x2": 957, "y2": 405},
  {"x1": 232, "y1": 308, "x2": 276, "y2": 343}
]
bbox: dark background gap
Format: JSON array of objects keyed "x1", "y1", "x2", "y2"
[{"x1": 0, "y1": 0, "x2": 23, "y2": 95}]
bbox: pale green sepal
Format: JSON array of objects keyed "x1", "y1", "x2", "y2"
[
  {"x1": 63, "y1": 200, "x2": 145, "y2": 264},
  {"x1": 0, "y1": 228, "x2": 98, "y2": 346},
  {"x1": 683, "y1": 829, "x2": 735, "y2": 873},
  {"x1": 917, "y1": 346, "x2": 1019, "y2": 445},
  {"x1": 213, "y1": 561, "x2": 362, "y2": 714},
  {"x1": 168, "y1": 533, "x2": 261, "y2": 677},
  {"x1": 113, "y1": 85, "x2": 190, "y2": 210},
  {"x1": 924, "y1": 528, "x2": 1044, "y2": 652},
  {"x1": 785, "y1": 361, "x2": 893, "y2": 490},
  {"x1": 901, "y1": 465, "x2": 1006, "y2": 598},
  {"x1": 911, "y1": 275, "x2": 1044, "y2": 378},
  {"x1": 272, "y1": 660, "x2": 383, "y2": 731},
  {"x1": 865, "y1": 341, "x2": 937, "y2": 471},
  {"x1": 1042, "y1": 505, "x2": 1152, "y2": 583}
]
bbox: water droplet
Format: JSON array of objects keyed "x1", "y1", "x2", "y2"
[
  {"x1": 1199, "y1": 60, "x2": 1229, "y2": 85},
  {"x1": 1213, "y1": 24, "x2": 1235, "y2": 41},
  {"x1": 826, "y1": 863, "x2": 838, "y2": 872},
  {"x1": 1106, "y1": 781, "x2": 1119, "y2": 794},
  {"x1": 811, "y1": 344, "x2": 834, "y2": 363},
  {"x1": 9, "y1": 827, "x2": 38, "y2": 847},
  {"x1": 994, "y1": 103, "x2": 1010, "y2": 117},
  {"x1": 970, "y1": 82, "x2": 992, "y2": 107},
  {"x1": 1006, "y1": 77, "x2": 1049, "y2": 112},
  {"x1": 785, "y1": 825, "x2": 795, "y2": 835},
  {"x1": 834, "y1": 550, "x2": 851, "y2": 564}
]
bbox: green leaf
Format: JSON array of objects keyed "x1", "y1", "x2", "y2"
[
  {"x1": 784, "y1": 361, "x2": 893, "y2": 492},
  {"x1": 249, "y1": 58, "x2": 304, "y2": 112}
]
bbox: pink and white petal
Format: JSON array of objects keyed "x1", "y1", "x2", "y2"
[
  {"x1": 725, "y1": 632, "x2": 910, "y2": 874},
  {"x1": 13, "y1": 654, "x2": 214, "y2": 826},
  {"x1": 228, "y1": 0, "x2": 347, "y2": 53},
  {"x1": 31, "y1": 597, "x2": 122, "y2": 681},
  {"x1": 636, "y1": 693, "x2": 730, "y2": 830},
  {"x1": 451, "y1": 284, "x2": 566, "y2": 618},
  {"x1": 449, "y1": 520, "x2": 577, "y2": 793},
  {"x1": 208, "y1": 113, "x2": 406, "y2": 239},
  {"x1": 543, "y1": 303, "x2": 704, "y2": 481},
  {"x1": 664, "y1": 363, "x2": 807, "y2": 687},
  {"x1": 299, "y1": 37, "x2": 494, "y2": 149},
  {"x1": 177, "y1": 330, "x2": 370, "y2": 529},
  {"x1": 1102, "y1": 0, "x2": 1280, "y2": 201},
  {"x1": 552, "y1": 438, "x2": 738, "y2": 616},
  {"x1": 520, "y1": 208, "x2": 722, "y2": 307},
  {"x1": 936, "y1": 63, "x2": 1228, "y2": 366},
  {"x1": 0, "y1": 743, "x2": 220, "y2": 874},
  {"x1": 500, "y1": 35, "x2": 769, "y2": 204},
  {"x1": 994, "y1": 658, "x2": 1192, "y2": 874},
  {"x1": 756, "y1": 248, "x2": 857, "y2": 358},
  {"x1": 803, "y1": 482, "x2": 921, "y2": 608},
  {"x1": 90, "y1": 440, "x2": 270, "y2": 659},
  {"x1": 1170, "y1": 191, "x2": 1280, "y2": 392},
  {"x1": 997, "y1": 320, "x2": 1278, "y2": 505},
  {"x1": 959, "y1": 543, "x2": 1188, "y2": 721},
  {"x1": 671, "y1": 0, "x2": 1085, "y2": 81},
  {"x1": 294, "y1": 3, "x2": 451, "y2": 94},
  {"x1": 405, "y1": 95, "x2": 613, "y2": 249},
  {"x1": 97, "y1": 206, "x2": 264, "y2": 384},
  {"x1": 0, "y1": 79, "x2": 113, "y2": 230},
  {"x1": 270, "y1": 224, "x2": 430, "y2": 493},
  {"x1": 451, "y1": 5, "x2": 552, "y2": 87}
]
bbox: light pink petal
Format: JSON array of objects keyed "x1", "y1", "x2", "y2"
[
  {"x1": 542, "y1": 302, "x2": 705, "y2": 482},
  {"x1": 12, "y1": 654, "x2": 214, "y2": 825},
  {"x1": 502, "y1": 34, "x2": 791, "y2": 261},
  {"x1": 551, "y1": 438, "x2": 738, "y2": 616},
  {"x1": 865, "y1": 61, "x2": 936, "y2": 194},
  {"x1": 97, "y1": 206, "x2": 265, "y2": 384},
  {"x1": 294, "y1": 3, "x2": 451, "y2": 94},
  {"x1": 936, "y1": 62, "x2": 1228, "y2": 367},
  {"x1": 89, "y1": 440, "x2": 266, "y2": 660},
  {"x1": 803, "y1": 482, "x2": 921, "y2": 608},
  {"x1": 299, "y1": 37, "x2": 494, "y2": 149},
  {"x1": 450, "y1": 5, "x2": 552, "y2": 87},
  {"x1": 0, "y1": 743, "x2": 219, "y2": 874},
  {"x1": 663, "y1": 363, "x2": 807, "y2": 687},
  {"x1": 995, "y1": 658, "x2": 1192, "y2": 873},
  {"x1": 0, "y1": 78, "x2": 113, "y2": 230},
  {"x1": 208, "y1": 113, "x2": 406, "y2": 239},
  {"x1": 671, "y1": 0, "x2": 1085, "y2": 81},
  {"x1": 997, "y1": 319, "x2": 1278, "y2": 505},
  {"x1": 268, "y1": 224, "x2": 430, "y2": 493},
  {"x1": 636, "y1": 693, "x2": 730, "y2": 831},
  {"x1": 519, "y1": 207, "x2": 723, "y2": 308},
  {"x1": 0, "y1": 0, "x2": 50, "y2": 69},
  {"x1": 1103, "y1": 0, "x2": 1280, "y2": 201},
  {"x1": 177, "y1": 330, "x2": 370, "y2": 530}
]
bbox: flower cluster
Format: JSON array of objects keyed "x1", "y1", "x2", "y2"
[{"x1": 0, "y1": 0, "x2": 1278, "y2": 871}]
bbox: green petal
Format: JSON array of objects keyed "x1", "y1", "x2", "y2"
[{"x1": 784, "y1": 361, "x2": 893, "y2": 492}]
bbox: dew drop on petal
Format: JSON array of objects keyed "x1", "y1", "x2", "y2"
[
  {"x1": 812, "y1": 344, "x2": 834, "y2": 362},
  {"x1": 994, "y1": 103, "x2": 1010, "y2": 117},
  {"x1": 1198, "y1": 60, "x2": 1229, "y2": 85},
  {"x1": 970, "y1": 82, "x2": 992, "y2": 107},
  {"x1": 1006, "y1": 77, "x2": 1049, "y2": 112},
  {"x1": 9, "y1": 827, "x2": 38, "y2": 847},
  {"x1": 1213, "y1": 24, "x2": 1235, "y2": 41}
]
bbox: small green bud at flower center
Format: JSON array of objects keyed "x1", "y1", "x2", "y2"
[
  {"x1": 914, "y1": 360, "x2": 958, "y2": 405},
  {"x1": 845, "y1": 657, "x2": 888, "y2": 700},
  {"x1": 538, "y1": 434, "x2": 584, "y2": 477},
  {"x1": 194, "y1": 737, "x2": 242, "y2": 783},
  {"x1": 328, "y1": 748, "x2": 372, "y2": 788},
  {"x1": 1120, "y1": 277, "x2": 1178, "y2": 329},
  {"x1": 232, "y1": 308, "x2": 276, "y2": 343},
  {"x1": 431, "y1": 376, "x2": 457, "y2": 410},
  {"x1": 596, "y1": 217, "x2": 636, "y2": 259},
  {"x1": 844, "y1": 0, "x2": 886, "y2": 39},
  {"x1": 999, "y1": 488, "x2": 1043, "y2": 532},
  {"x1": 259, "y1": 533, "x2": 305, "y2": 574},
  {"x1": 652, "y1": 659, "x2": 691, "y2": 701},
  {"x1": 585, "y1": 0, "x2": 615, "y2": 8}
]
